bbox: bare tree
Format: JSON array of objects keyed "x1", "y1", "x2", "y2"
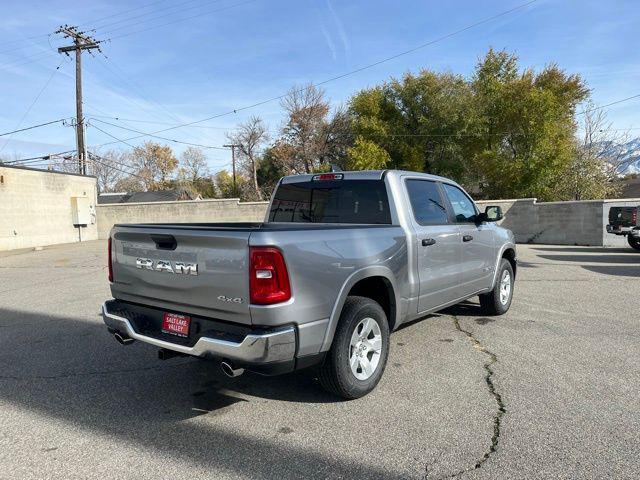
[
  {"x1": 556, "y1": 102, "x2": 628, "y2": 200},
  {"x1": 87, "y1": 150, "x2": 131, "y2": 193},
  {"x1": 226, "y1": 116, "x2": 269, "y2": 200},
  {"x1": 319, "y1": 105, "x2": 353, "y2": 169},
  {"x1": 179, "y1": 146, "x2": 209, "y2": 184},
  {"x1": 280, "y1": 83, "x2": 330, "y2": 173}
]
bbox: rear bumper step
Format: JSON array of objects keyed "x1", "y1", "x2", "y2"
[{"x1": 102, "y1": 300, "x2": 296, "y2": 364}]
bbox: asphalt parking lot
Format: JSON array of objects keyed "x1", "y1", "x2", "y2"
[{"x1": 0, "y1": 241, "x2": 638, "y2": 479}]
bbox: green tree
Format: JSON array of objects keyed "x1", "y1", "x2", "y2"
[
  {"x1": 347, "y1": 137, "x2": 390, "y2": 170},
  {"x1": 468, "y1": 49, "x2": 589, "y2": 199},
  {"x1": 349, "y1": 71, "x2": 475, "y2": 177},
  {"x1": 348, "y1": 48, "x2": 590, "y2": 200},
  {"x1": 213, "y1": 169, "x2": 249, "y2": 200}
]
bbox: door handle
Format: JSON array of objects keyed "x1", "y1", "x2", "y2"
[
  {"x1": 462, "y1": 235, "x2": 473, "y2": 243},
  {"x1": 422, "y1": 238, "x2": 436, "y2": 246}
]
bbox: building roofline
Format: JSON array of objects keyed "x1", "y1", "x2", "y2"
[{"x1": 0, "y1": 163, "x2": 97, "y2": 179}]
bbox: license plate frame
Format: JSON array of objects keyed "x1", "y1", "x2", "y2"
[{"x1": 161, "y1": 312, "x2": 191, "y2": 337}]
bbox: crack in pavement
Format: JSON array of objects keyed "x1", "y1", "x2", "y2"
[{"x1": 427, "y1": 315, "x2": 506, "y2": 479}]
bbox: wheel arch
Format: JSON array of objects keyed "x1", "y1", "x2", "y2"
[
  {"x1": 491, "y1": 243, "x2": 517, "y2": 289},
  {"x1": 502, "y1": 247, "x2": 517, "y2": 279},
  {"x1": 320, "y1": 267, "x2": 400, "y2": 352}
]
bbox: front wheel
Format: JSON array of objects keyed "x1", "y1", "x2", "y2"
[
  {"x1": 479, "y1": 258, "x2": 514, "y2": 315},
  {"x1": 318, "y1": 296, "x2": 390, "y2": 399},
  {"x1": 628, "y1": 235, "x2": 640, "y2": 251}
]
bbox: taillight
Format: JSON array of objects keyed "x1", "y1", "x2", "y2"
[
  {"x1": 633, "y1": 210, "x2": 637, "y2": 225},
  {"x1": 108, "y1": 237, "x2": 114, "y2": 283},
  {"x1": 249, "y1": 246, "x2": 291, "y2": 305}
]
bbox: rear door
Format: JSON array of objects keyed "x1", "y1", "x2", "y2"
[
  {"x1": 441, "y1": 183, "x2": 495, "y2": 295},
  {"x1": 110, "y1": 226, "x2": 252, "y2": 324},
  {"x1": 404, "y1": 179, "x2": 462, "y2": 313}
]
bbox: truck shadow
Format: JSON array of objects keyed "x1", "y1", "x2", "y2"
[
  {"x1": 580, "y1": 265, "x2": 640, "y2": 278},
  {"x1": 395, "y1": 300, "x2": 486, "y2": 333},
  {"x1": 532, "y1": 247, "x2": 636, "y2": 254},
  {"x1": 536, "y1": 254, "x2": 640, "y2": 265},
  {"x1": 0, "y1": 307, "x2": 405, "y2": 479}
]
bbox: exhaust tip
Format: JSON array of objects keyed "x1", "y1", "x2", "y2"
[
  {"x1": 221, "y1": 361, "x2": 244, "y2": 378},
  {"x1": 114, "y1": 332, "x2": 134, "y2": 346}
]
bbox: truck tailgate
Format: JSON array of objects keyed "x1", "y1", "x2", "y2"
[{"x1": 110, "y1": 225, "x2": 252, "y2": 324}]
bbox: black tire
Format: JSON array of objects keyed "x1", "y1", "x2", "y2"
[
  {"x1": 628, "y1": 235, "x2": 640, "y2": 251},
  {"x1": 479, "y1": 258, "x2": 514, "y2": 316},
  {"x1": 318, "y1": 296, "x2": 390, "y2": 400}
]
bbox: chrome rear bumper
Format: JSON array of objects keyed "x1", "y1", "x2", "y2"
[{"x1": 102, "y1": 301, "x2": 296, "y2": 364}]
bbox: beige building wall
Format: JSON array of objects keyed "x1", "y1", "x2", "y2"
[
  {"x1": 0, "y1": 166, "x2": 98, "y2": 251},
  {"x1": 96, "y1": 198, "x2": 269, "y2": 239}
]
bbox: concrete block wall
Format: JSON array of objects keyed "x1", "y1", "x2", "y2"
[
  {"x1": 97, "y1": 196, "x2": 640, "y2": 247},
  {"x1": 477, "y1": 197, "x2": 640, "y2": 246},
  {"x1": 0, "y1": 165, "x2": 98, "y2": 251},
  {"x1": 4, "y1": 165, "x2": 634, "y2": 250},
  {"x1": 96, "y1": 198, "x2": 269, "y2": 239}
]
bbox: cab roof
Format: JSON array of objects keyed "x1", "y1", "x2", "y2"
[{"x1": 280, "y1": 169, "x2": 454, "y2": 185}]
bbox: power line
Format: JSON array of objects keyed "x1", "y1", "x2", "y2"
[
  {"x1": 79, "y1": 0, "x2": 170, "y2": 29},
  {"x1": 0, "y1": 62, "x2": 64, "y2": 154},
  {"x1": 0, "y1": 50, "x2": 56, "y2": 68},
  {"x1": 89, "y1": 122, "x2": 138, "y2": 149},
  {"x1": 0, "y1": 118, "x2": 70, "y2": 137},
  {"x1": 89, "y1": 55, "x2": 245, "y2": 147},
  {"x1": 577, "y1": 94, "x2": 640, "y2": 116},
  {"x1": 97, "y1": 54, "x2": 184, "y2": 124},
  {"x1": 106, "y1": 0, "x2": 259, "y2": 40},
  {"x1": 90, "y1": 118, "x2": 230, "y2": 150},
  {"x1": 86, "y1": 0, "x2": 541, "y2": 143},
  {"x1": 0, "y1": 34, "x2": 49, "y2": 50},
  {"x1": 2, "y1": 150, "x2": 77, "y2": 166},
  {"x1": 95, "y1": 0, "x2": 221, "y2": 34},
  {"x1": 86, "y1": 114, "x2": 239, "y2": 130},
  {"x1": 86, "y1": 153, "x2": 148, "y2": 181},
  {"x1": 83, "y1": 61, "x2": 180, "y2": 126}
]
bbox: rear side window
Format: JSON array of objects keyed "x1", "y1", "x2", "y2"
[
  {"x1": 406, "y1": 179, "x2": 449, "y2": 225},
  {"x1": 269, "y1": 179, "x2": 391, "y2": 224}
]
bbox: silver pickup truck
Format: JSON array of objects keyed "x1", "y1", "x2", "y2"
[{"x1": 103, "y1": 170, "x2": 516, "y2": 399}]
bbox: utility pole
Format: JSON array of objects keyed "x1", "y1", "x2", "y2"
[
  {"x1": 223, "y1": 144, "x2": 240, "y2": 196},
  {"x1": 55, "y1": 25, "x2": 101, "y2": 175}
]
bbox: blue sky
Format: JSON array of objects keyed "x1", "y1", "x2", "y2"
[{"x1": 1, "y1": 0, "x2": 639, "y2": 172}]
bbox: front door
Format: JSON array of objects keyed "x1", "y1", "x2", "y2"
[
  {"x1": 405, "y1": 179, "x2": 462, "y2": 313},
  {"x1": 441, "y1": 183, "x2": 495, "y2": 295}
]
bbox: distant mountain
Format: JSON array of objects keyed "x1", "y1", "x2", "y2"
[{"x1": 599, "y1": 138, "x2": 640, "y2": 176}]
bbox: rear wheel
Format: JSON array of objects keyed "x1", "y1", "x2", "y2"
[
  {"x1": 318, "y1": 296, "x2": 389, "y2": 399},
  {"x1": 628, "y1": 235, "x2": 640, "y2": 251},
  {"x1": 479, "y1": 258, "x2": 514, "y2": 315}
]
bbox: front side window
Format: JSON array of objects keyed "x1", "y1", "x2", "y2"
[
  {"x1": 442, "y1": 183, "x2": 477, "y2": 223},
  {"x1": 405, "y1": 179, "x2": 449, "y2": 225}
]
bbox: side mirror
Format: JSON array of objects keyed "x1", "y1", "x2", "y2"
[{"x1": 482, "y1": 205, "x2": 503, "y2": 222}]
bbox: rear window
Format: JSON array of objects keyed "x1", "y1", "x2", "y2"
[{"x1": 268, "y1": 179, "x2": 392, "y2": 224}]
